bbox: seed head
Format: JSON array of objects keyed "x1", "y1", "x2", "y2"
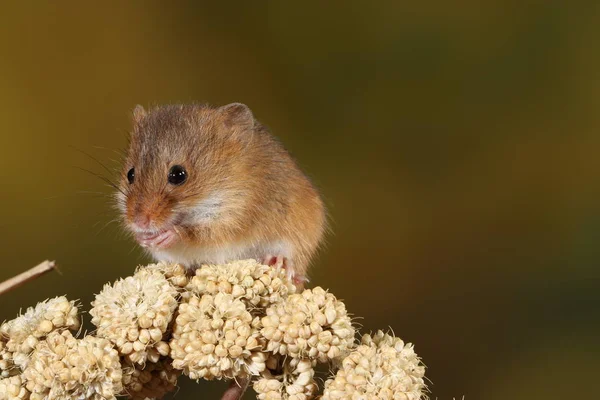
[
  {"x1": 321, "y1": 331, "x2": 427, "y2": 400},
  {"x1": 189, "y1": 259, "x2": 296, "y2": 310},
  {"x1": 90, "y1": 266, "x2": 179, "y2": 364},
  {"x1": 261, "y1": 287, "x2": 355, "y2": 363},
  {"x1": 144, "y1": 262, "x2": 189, "y2": 289},
  {"x1": 23, "y1": 330, "x2": 123, "y2": 400},
  {"x1": 121, "y1": 358, "x2": 180, "y2": 400},
  {"x1": 170, "y1": 292, "x2": 266, "y2": 380},
  {"x1": 0, "y1": 296, "x2": 80, "y2": 372},
  {"x1": 254, "y1": 358, "x2": 317, "y2": 400}
]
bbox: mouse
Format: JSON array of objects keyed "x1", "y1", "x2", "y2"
[{"x1": 117, "y1": 103, "x2": 327, "y2": 287}]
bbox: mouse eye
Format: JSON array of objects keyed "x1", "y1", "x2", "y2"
[
  {"x1": 168, "y1": 165, "x2": 187, "y2": 185},
  {"x1": 127, "y1": 168, "x2": 135, "y2": 184}
]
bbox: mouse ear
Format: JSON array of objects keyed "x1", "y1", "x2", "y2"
[
  {"x1": 217, "y1": 103, "x2": 254, "y2": 128},
  {"x1": 132, "y1": 105, "x2": 147, "y2": 125}
]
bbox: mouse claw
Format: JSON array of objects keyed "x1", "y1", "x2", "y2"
[
  {"x1": 263, "y1": 255, "x2": 306, "y2": 288},
  {"x1": 263, "y1": 254, "x2": 285, "y2": 269}
]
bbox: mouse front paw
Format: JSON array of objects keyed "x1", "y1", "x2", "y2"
[
  {"x1": 262, "y1": 255, "x2": 306, "y2": 287},
  {"x1": 136, "y1": 229, "x2": 178, "y2": 249}
]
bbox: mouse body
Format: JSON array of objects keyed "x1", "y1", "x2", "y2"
[{"x1": 117, "y1": 103, "x2": 326, "y2": 284}]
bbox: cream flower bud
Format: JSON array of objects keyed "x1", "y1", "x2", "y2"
[
  {"x1": 188, "y1": 259, "x2": 296, "y2": 310},
  {"x1": 254, "y1": 358, "x2": 318, "y2": 400},
  {"x1": 121, "y1": 358, "x2": 180, "y2": 400},
  {"x1": 0, "y1": 340, "x2": 15, "y2": 379},
  {"x1": 170, "y1": 292, "x2": 266, "y2": 380},
  {"x1": 22, "y1": 331, "x2": 123, "y2": 400},
  {"x1": 321, "y1": 331, "x2": 427, "y2": 400},
  {"x1": 0, "y1": 375, "x2": 30, "y2": 400},
  {"x1": 90, "y1": 266, "x2": 179, "y2": 365},
  {"x1": 144, "y1": 262, "x2": 189, "y2": 289},
  {"x1": 261, "y1": 287, "x2": 355, "y2": 363},
  {"x1": 0, "y1": 296, "x2": 80, "y2": 373}
]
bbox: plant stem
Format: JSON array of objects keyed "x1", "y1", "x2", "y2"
[{"x1": 0, "y1": 260, "x2": 57, "y2": 296}]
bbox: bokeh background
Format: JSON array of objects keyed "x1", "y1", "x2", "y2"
[{"x1": 1, "y1": 2, "x2": 599, "y2": 399}]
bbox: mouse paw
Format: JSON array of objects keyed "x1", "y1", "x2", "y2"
[
  {"x1": 136, "y1": 229, "x2": 177, "y2": 249},
  {"x1": 263, "y1": 254, "x2": 285, "y2": 269},
  {"x1": 262, "y1": 255, "x2": 306, "y2": 287}
]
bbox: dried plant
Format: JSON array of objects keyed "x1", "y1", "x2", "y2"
[{"x1": 0, "y1": 259, "x2": 428, "y2": 400}]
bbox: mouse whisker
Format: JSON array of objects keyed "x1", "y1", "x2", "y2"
[
  {"x1": 172, "y1": 225, "x2": 184, "y2": 240},
  {"x1": 91, "y1": 145, "x2": 127, "y2": 159},
  {"x1": 75, "y1": 190, "x2": 111, "y2": 196},
  {"x1": 70, "y1": 145, "x2": 118, "y2": 177},
  {"x1": 95, "y1": 217, "x2": 121, "y2": 236},
  {"x1": 74, "y1": 166, "x2": 126, "y2": 196}
]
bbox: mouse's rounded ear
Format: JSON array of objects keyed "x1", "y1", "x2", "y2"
[
  {"x1": 217, "y1": 103, "x2": 254, "y2": 128},
  {"x1": 132, "y1": 105, "x2": 147, "y2": 125}
]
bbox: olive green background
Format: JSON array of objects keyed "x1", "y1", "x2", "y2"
[{"x1": 1, "y1": 2, "x2": 599, "y2": 399}]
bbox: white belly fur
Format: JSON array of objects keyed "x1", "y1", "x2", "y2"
[{"x1": 150, "y1": 240, "x2": 293, "y2": 267}]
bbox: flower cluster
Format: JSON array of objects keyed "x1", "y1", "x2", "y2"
[
  {"x1": 23, "y1": 331, "x2": 123, "y2": 400},
  {"x1": 321, "y1": 331, "x2": 427, "y2": 400},
  {"x1": 122, "y1": 358, "x2": 180, "y2": 400},
  {"x1": 169, "y1": 259, "x2": 297, "y2": 381},
  {"x1": 254, "y1": 358, "x2": 317, "y2": 400},
  {"x1": 0, "y1": 259, "x2": 428, "y2": 400},
  {"x1": 170, "y1": 291, "x2": 266, "y2": 380},
  {"x1": 0, "y1": 296, "x2": 79, "y2": 377},
  {"x1": 0, "y1": 265, "x2": 183, "y2": 400},
  {"x1": 145, "y1": 262, "x2": 189, "y2": 289},
  {"x1": 261, "y1": 287, "x2": 354, "y2": 363},
  {"x1": 90, "y1": 265, "x2": 179, "y2": 364},
  {"x1": 189, "y1": 259, "x2": 296, "y2": 308}
]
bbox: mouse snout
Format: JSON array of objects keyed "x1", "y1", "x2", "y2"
[
  {"x1": 127, "y1": 199, "x2": 179, "y2": 249},
  {"x1": 126, "y1": 200, "x2": 156, "y2": 231},
  {"x1": 133, "y1": 214, "x2": 152, "y2": 230},
  {"x1": 127, "y1": 197, "x2": 174, "y2": 232}
]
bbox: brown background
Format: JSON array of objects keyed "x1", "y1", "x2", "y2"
[{"x1": 1, "y1": 2, "x2": 599, "y2": 399}]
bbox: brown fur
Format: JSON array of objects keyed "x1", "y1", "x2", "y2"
[{"x1": 118, "y1": 103, "x2": 326, "y2": 279}]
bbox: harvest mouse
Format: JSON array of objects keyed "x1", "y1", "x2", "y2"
[{"x1": 117, "y1": 103, "x2": 327, "y2": 286}]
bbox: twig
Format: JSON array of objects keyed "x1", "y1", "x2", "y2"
[
  {"x1": 0, "y1": 260, "x2": 57, "y2": 296},
  {"x1": 221, "y1": 376, "x2": 250, "y2": 400}
]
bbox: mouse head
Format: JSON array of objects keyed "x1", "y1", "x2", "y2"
[{"x1": 117, "y1": 103, "x2": 256, "y2": 250}]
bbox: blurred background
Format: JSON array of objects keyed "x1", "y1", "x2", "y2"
[{"x1": 1, "y1": 1, "x2": 599, "y2": 399}]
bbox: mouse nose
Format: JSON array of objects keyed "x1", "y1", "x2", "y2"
[{"x1": 134, "y1": 214, "x2": 152, "y2": 230}]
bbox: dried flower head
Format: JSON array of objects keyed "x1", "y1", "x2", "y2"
[
  {"x1": 144, "y1": 262, "x2": 189, "y2": 289},
  {"x1": 0, "y1": 375, "x2": 30, "y2": 400},
  {"x1": 122, "y1": 358, "x2": 180, "y2": 400},
  {"x1": 0, "y1": 260, "x2": 429, "y2": 400},
  {"x1": 254, "y1": 358, "x2": 318, "y2": 400},
  {"x1": 170, "y1": 292, "x2": 266, "y2": 380},
  {"x1": 0, "y1": 340, "x2": 16, "y2": 378},
  {"x1": 321, "y1": 331, "x2": 427, "y2": 400},
  {"x1": 261, "y1": 287, "x2": 355, "y2": 363},
  {"x1": 189, "y1": 259, "x2": 296, "y2": 310},
  {"x1": 23, "y1": 330, "x2": 123, "y2": 400},
  {"x1": 90, "y1": 266, "x2": 179, "y2": 364},
  {"x1": 0, "y1": 296, "x2": 80, "y2": 372}
]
